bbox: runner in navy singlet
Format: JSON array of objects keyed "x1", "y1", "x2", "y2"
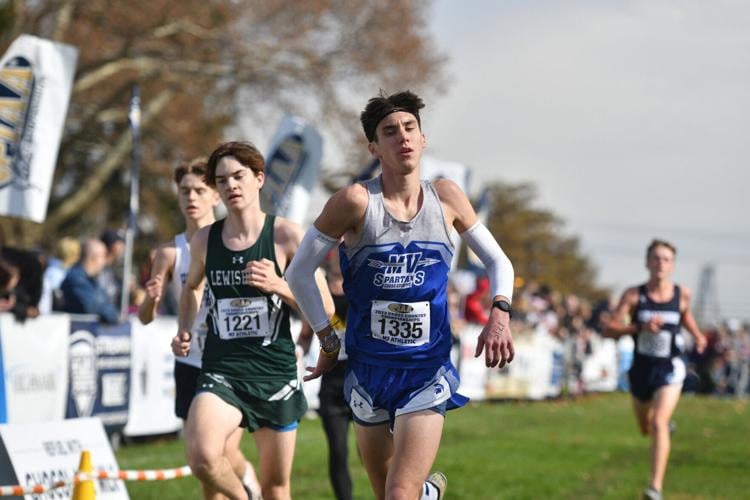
[{"x1": 605, "y1": 239, "x2": 707, "y2": 500}]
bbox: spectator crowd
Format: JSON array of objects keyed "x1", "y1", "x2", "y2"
[
  {"x1": 1, "y1": 228, "x2": 748, "y2": 399},
  {"x1": 448, "y1": 272, "x2": 750, "y2": 399}
]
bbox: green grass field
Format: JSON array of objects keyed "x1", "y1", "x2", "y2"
[{"x1": 115, "y1": 393, "x2": 749, "y2": 499}]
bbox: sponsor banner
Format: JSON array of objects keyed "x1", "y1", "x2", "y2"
[
  {"x1": 123, "y1": 317, "x2": 181, "y2": 437},
  {"x1": 66, "y1": 319, "x2": 131, "y2": 428},
  {"x1": 0, "y1": 313, "x2": 69, "y2": 423},
  {"x1": 581, "y1": 336, "x2": 619, "y2": 392},
  {"x1": 486, "y1": 328, "x2": 564, "y2": 400},
  {"x1": 0, "y1": 417, "x2": 128, "y2": 499},
  {"x1": 261, "y1": 115, "x2": 323, "y2": 225},
  {"x1": 457, "y1": 325, "x2": 488, "y2": 401},
  {"x1": 0, "y1": 35, "x2": 78, "y2": 222}
]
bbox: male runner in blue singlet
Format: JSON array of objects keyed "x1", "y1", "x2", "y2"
[{"x1": 287, "y1": 91, "x2": 515, "y2": 500}]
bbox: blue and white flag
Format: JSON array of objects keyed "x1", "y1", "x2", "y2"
[
  {"x1": 352, "y1": 158, "x2": 381, "y2": 183},
  {"x1": 261, "y1": 115, "x2": 323, "y2": 225},
  {"x1": 0, "y1": 35, "x2": 78, "y2": 222}
]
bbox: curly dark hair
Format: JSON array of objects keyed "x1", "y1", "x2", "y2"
[{"x1": 360, "y1": 90, "x2": 425, "y2": 142}]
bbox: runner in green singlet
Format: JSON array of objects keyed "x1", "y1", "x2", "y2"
[
  {"x1": 138, "y1": 157, "x2": 259, "y2": 497},
  {"x1": 173, "y1": 141, "x2": 333, "y2": 500}
]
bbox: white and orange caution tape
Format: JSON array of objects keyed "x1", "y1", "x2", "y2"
[
  {"x1": 76, "y1": 465, "x2": 192, "y2": 482},
  {"x1": 0, "y1": 482, "x2": 67, "y2": 496},
  {"x1": 0, "y1": 450, "x2": 192, "y2": 498}
]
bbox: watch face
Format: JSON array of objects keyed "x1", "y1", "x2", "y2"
[{"x1": 493, "y1": 300, "x2": 511, "y2": 313}]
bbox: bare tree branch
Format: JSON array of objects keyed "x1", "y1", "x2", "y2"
[
  {"x1": 74, "y1": 56, "x2": 261, "y2": 94},
  {"x1": 152, "y1": 19, "x2": 219, "y2": 40},
  {"x1": 52, "y1": 0, "x2": 75, "y2": 42},
  {"x1": 74, "y1": 57, "x2": 163, "y2": 93},
  {"x1": 2, "y1": 0, "x2": 447, "y2": 252}
]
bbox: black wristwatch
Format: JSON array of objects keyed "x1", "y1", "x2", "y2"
[{"x1": 492, "y1": 299, "x2": 513, "y2": 318}]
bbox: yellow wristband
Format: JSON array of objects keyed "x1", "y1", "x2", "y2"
[{"x1": 319, "y1": 346, "x2": 340, "y2": 359}]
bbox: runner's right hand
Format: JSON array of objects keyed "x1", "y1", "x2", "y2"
[
  {"x1": 642, "y1": 316, "x2": 664, "y2": 333},
  {"x1": 172, "y1": 330, "x2": 192, "y2": 357},
  {"x1": 144, "y1": 275, "x2": 163, "y2": 302}
]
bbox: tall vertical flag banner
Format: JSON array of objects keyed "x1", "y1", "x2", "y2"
[
  {"x1": 352, "y1": 158, "x2": 381, "y2": 183},
  {"x1": 260, "y1": 115, "x2": 323, "y2": 225},
  {"x1": 0, "y1": 35, "x2": 78, "y2": 222},
  {"x1": 120, "y1": 86, "x2": 140, "y2": 319}
]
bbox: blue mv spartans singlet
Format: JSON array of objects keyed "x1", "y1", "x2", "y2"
[{"x1": 339, "y1": 176, "x2": 455, "y2": 369}]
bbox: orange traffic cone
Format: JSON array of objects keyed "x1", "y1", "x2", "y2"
[{"x1": 72, "y1": 450, "x2": 95, "y2": 500}]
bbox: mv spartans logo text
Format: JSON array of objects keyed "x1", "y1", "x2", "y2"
[{"x1": 368, "y1": 252, "x2": 439, "y2": 289}]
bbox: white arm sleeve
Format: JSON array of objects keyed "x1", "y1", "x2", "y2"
[
  {"x1": 461, "y1": 222, "x2": 514, "y2": 301},
  {"x1": 286, "y1": 226, "x2": 338, "y2": 332}
]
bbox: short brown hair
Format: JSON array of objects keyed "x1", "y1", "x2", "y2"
[
  {"x1": 205, "y1": 141, "x2": 265, "y2": 187},
  {"x1": 174, "y1": 157, "x2": 208, "y2": 184},
  {"x1": 646, "y1": 239, "x2": 677, "y2": 260}
]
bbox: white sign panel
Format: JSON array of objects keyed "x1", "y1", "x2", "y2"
[
  {"x1": 581, "y1": 336, "x2": 619, "y2": 392},
  {"x1": 0, "y1": 417, "x2": 128, "y2": 499},
  {"x1": 457, "y1": 325, "x2": 488, "y2": 401},
  {"x1": 0, "y1": 35, "x2": 78, "y2": 222},
  {"x1": 123, "y1": 317, "x2": 182, "y2": 437},
  {"x1": 0, "y1": 313, "x2": 69, "y2": 422},
  {"x1": 486, "y1": 329, "x2": 564, "y2": 400}
]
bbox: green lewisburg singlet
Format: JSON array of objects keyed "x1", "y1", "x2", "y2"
[{"x1": 202, "y1": 215, "x2": 297, "y2": 382}]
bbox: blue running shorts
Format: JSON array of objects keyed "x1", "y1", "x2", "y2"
[
  {"x1": 344, "y1": 360, "x2": 468, "y2": 427},
  {"x1": 628, "y1": 357, "x2": 686, "y2": 402}
]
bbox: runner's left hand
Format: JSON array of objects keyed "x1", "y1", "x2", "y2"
[
  {"x1": 245, "y1": 258, "x2": 280, "y2": 293},
  {"x1": 694, "y1": 334, "x2": 707, "y2": 354},
  {"x1": 475, "y1": 308, "x2": 514, "y2": 368}
]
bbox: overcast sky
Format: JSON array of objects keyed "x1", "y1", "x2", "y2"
[{"x1": 424, "y1": 0, "x2": 749, "y2": 321}]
